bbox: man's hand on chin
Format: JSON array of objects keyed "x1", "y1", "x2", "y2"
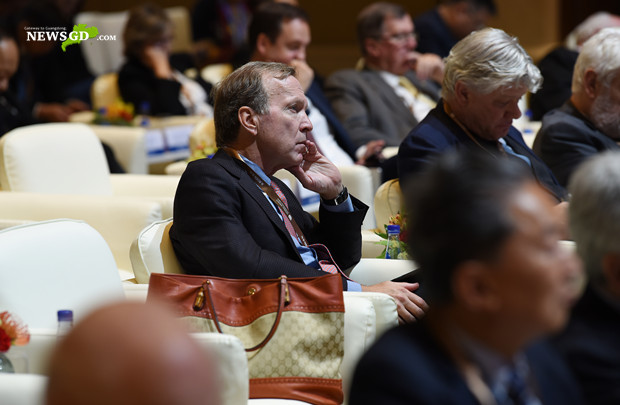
[{"x1": 287, "y1": 140, "x2": 343, "y2": 197}]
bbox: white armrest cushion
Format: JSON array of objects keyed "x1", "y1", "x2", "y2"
[
  {"x1": 349, "y1": 258, "x2": 417, "y2": 286},
  {"x1": 341, "y1": 293, "x2": 376, "y2": 403},
  {"x1": 0, "y1": 192, "x2": 162, "y2": 273},
  {"x1": 0, "y1": 373, "x2": 47, "y2": 405},
  {"x1": 361, "y1": 230, "x2": 385, "y2": 259},
  {"x1": 190, "y1": 333, "x2": 250, "y2": 405},
  {"x1": 110, "y1": 174, "x2": 179, "y2": 218}
]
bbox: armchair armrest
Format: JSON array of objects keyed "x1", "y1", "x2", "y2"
[{"x1": 110, "y1": 174, "x2": 180, "y2": 218}]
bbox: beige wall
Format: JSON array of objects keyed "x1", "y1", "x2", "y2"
[{"x1": 80, "y1": 0, "x2": 561, "y2": 75}]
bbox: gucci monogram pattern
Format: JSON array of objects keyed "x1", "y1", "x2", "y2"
[{"x1": 183, "y1": 311, "x2": 344, "y2": 378}]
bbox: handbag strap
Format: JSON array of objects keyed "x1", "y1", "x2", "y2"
[{"x1": 196, "y1": 276, "x2": 290, "y2": 352}]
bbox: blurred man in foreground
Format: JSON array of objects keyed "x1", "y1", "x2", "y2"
[{"x1": 350, "y1": 151, "x2": 584, "y2": 404}]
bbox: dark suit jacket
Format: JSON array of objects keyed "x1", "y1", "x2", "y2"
[
  {"x1": 529, "y1": 47, "x2": 578, "y2": 121},
  {"x1": 325, "y1": 68, "x2": 441, "y2": 148},
  {"x1": 306, "y1": 78, "x2": 358, "y2": 160},
  {"x1": 398, "y1": 100, "x2": 567, "y2": 202},
  {"x1": 170, "y1": 150, "x2": 368, "y2": 290},
  {"x1": 533, "y1": 101, "x2": 619, "y2": 187},
  {"x1": 414, "y1": 7, "x2": 458, "y2": 58},
  {"x1": 118, "y1": 57, "x2": 213, "y2": 116},
  {"x1": 0, "y1": 91, "x2": 36, "y2": 137},
  {"x1": 553, "y1": 284, "x2": 620, "y2": 405},
  {"x1": 350, "y1": 321, "x2": 585, "y2": 405}
]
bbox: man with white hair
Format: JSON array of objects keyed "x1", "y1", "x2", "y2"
[
  {"x1": 398, "y1": 27, "x2": 566, "y2": 203},
  {"x1": 533, "y1": 28, "x2": 620, "y2": 187},
  {"x1": 553, "y1": 150, "x2": 620, "y2": 405},
  {"x1": 529, "y1": 12, "x2": 620, "y2": 120}
]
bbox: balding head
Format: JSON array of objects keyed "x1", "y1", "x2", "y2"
[{"x1": 46, "y1": 301, "x2": 218, "y2": 405}]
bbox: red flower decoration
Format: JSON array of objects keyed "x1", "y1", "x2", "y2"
[{"x1": 0, "y1": 329, "x2": 11, "y2": 352}]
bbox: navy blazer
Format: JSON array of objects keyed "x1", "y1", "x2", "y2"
[
  {"x1": 350, "y1": 321, "x2": 585, "y2": 405},
  {"x1": 398, "y1": 100, "x2": 566, "y2": 202},
  {"x1": 170, "y1": 150, "x2": 368, "y2": 289},
  {"x1": 533, "y1": 101, "x2": 619, "y2": 187},
  {"x1": 306, "y1": 78, "x2": 358, "y2": 160},
  {"x1": 553, "y1": 284, "x2": 620, "y2": 404}
]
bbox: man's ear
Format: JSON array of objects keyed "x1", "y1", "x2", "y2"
[
  {"x1": 583, "y1": 69, "x2": 599, "y2": 99},
  {"x1": 602, "y1": 253, "x2": 620, "y2": 297},
  {"x1": 364, "y1": 38, "x2": 381, "y2": 59},
  {"x1": 453, "y1": 81, "x2": 470, "y2": 105},
  {"x1": 255, "y1": 33, "x2": 272, "y2": 58},
  {"x1": 452, "y1": 260, "x2": 500, "y2": 312},
  {"x1": 238, "y1": 106, "x2": 258, "y2": 135}
]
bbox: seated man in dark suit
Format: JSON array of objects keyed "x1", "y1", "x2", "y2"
[
  {"x1": 170, "y1": 61, "x2": 427, "y2": 323},
  {"x1": 414, "y1": 0, "x2": 496, "y2": 58},
  {"x1": 398, "y1": 27, "x2": 566, "y2": 204},
  {"x1": 325, "y1": 2, "x2": 443, "y2": 181},
  {"x1": 533, "y1": 28, "x2": 620, "y2": 188},
  {"x1": 553, "y1": 151, "x2": 620, "y2": 405},
  {"x1": 529, "y1": 12, "x2": 620, "y2": 120},
  {"x1": 350, "y1": 150, "x2": 584, "y2": 404},
  {"x1": 248, "y1": 2, "x2": 383, "y2": 167}
]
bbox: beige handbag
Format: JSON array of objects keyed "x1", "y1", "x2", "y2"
[{"x1": 147, "y1": 273, "x2": 345, "y2": 405}]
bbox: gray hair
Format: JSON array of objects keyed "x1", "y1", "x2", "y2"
[
  {"x1": 572, "y1": 27, "x2": 620, "y2": 93},
  {"x1": 441, "y1": 28, "x2": 542, "y2": 99},
  {"x1": 213, "y1": 61, "x2": 296, "y2": 147},
  {"x1": 569, "y1": 151, "x2": 620, "y2": 284},
  {"x1": 356, "y1": 2, "x2": 408, "y2": 56}
]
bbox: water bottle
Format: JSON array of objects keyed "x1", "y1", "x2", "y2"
[
  {"x1": 385, "y1": 224, "x2": 401, "y2": 259},
  {"x1": 139, "y1": 101, "x2": 151, "y2": 127},
  {"x1": 57, "y1": 310, "x2": 73, "y2": 337}
]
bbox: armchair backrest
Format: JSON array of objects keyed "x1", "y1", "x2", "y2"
[
  {"x1": 373, "y1": 178, "x2": 402, "y2": 230},
  {"x1": 0, "y1": 219, "x2": 124, "y2": 329},
  {"x1": 130, "y1": 218, "x2": 183, "y2": 284},
  {"x1": 0, "y1": 123, "x2": 113, "y2": 195},
  {"x1": 91, "y1": 73, "x2": 120, "y2": 111}
]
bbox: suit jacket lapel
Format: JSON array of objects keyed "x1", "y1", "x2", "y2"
[
  {"x1": 364, "y1": 70, "x2": 418, "y2": 123},
  {"x1": 212, "y1": 151, "x2": 302, "y2": 255}
]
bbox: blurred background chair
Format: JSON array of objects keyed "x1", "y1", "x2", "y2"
[
  {"x1": 90, "y1": 73, "x2": 120, "y2": 112},
  {"x1": 0, "y1": 122, "x2": 179, "y2": 218},
  {"x1": 362, "y1": 178, "x2": 403, "y2": 258}
]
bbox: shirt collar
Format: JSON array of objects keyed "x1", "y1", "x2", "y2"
[{"x1": 238, "y1": 153, "x2": 271, "y2": 184}]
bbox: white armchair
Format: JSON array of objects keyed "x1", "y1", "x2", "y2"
[
  {"x1": 0, "y1": 191, "x2": 162, "y2": 280},
  {"x1": 0, "y1": 122, "x2": 179, "y2": 218},
  {"x1": 0, "y1": 219, "x2": 125, "y2": 330}
]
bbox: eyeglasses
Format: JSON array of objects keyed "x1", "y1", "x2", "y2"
[{"x1": 381, "y1": 31, "x2": 418, "y2": 44}]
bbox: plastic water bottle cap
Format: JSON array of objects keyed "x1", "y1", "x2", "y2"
[
  {"x1": 386, "y1": 224, "x2": 400, "y2": 233},
  {"x1": 57, "y1": 310, "x2": 73, "y2": 322}
]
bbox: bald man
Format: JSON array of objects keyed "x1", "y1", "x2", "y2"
[{"x1": 45, "y1": 302, "x2": 218, "y2": 405}]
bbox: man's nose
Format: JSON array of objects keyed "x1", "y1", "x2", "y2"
[{"x1": 302, "y1": 110, "x2": 313, "y2": 132}]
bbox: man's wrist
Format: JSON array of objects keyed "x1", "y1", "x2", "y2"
[{"x1": 321, "y1": 186, "x2": 348, "y2": 206}]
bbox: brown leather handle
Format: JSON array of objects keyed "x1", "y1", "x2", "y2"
[{"x1": 202, "y1": 276, "x2": 289, "y2": 352}]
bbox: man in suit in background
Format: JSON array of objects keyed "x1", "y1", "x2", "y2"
[
  {"x1": 350, "y1": 150, "x2": 584, "y2": 404},
  {"x1": 533, "y1": 28, "x2": 620, "y2": 187},
  {"x1": 414, "y1": 0, "x2": 497, "y2": 58},
  {"x1": 553, "y1": 151, "x2": 620, "y2": 405},
  {"x1": 170, "y1": 61, "x2": 427, "y2": 322},
  {"x1": 248, "y1": 2, "x2": 384, "y2": 167},
  {"x1": 325, "y1": 2, "x2": 442, "y2": 181},
  {"x1": 398, "y1": 27, "x2": 566, "y2": 205}
]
